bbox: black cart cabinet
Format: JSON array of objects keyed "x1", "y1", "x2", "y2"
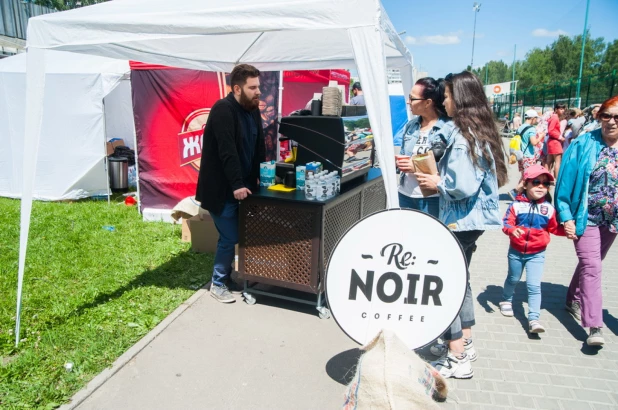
[{"x1": 238, "y1": 169, "x2": 386, "y2": 318}]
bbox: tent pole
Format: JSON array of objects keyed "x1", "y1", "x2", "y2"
[
  {"x1": 102, "y1": 99, "x2": 111, "y2": 205},
  {"x1": 131, "y1": 102, "x2": 142, "y2": 213},
  {"x1": 277, "y1": 70, "x2": 283, "y2": 161}
]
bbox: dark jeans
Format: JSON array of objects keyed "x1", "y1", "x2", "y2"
[
  {"x1": 209, "y1": 201, "x2": 239, "y2": 287},
  {"x1": 398, "y1": 192, "x2": 439, "y2": 218},
  {"x1": 443, "y1": 230, "x2": 484, "y2": 341}
]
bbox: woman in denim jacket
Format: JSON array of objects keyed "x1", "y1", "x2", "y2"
[
  {"x1": 396, "y1": 77, "x2": 451, "y2": 217},
  {"x1": 417, "y1": 71, "x2": 509, "y2": 379}
]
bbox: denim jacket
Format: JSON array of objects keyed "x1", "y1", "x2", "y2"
[
  {"x1": 399, "y1": 116, "x2": 451, "y2": 187},
  {"x1": 436, "y1": 126, "x2": 502, "y2": 232},
  {"x1": 555, "y1": 129, "x2": 605, "y2": 236}
]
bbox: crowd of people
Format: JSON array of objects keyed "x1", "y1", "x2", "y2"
[{"x1": 396, "y1": 73, "x2": 617, "y2": 380}]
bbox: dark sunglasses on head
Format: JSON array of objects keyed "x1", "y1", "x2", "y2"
[
  {"x1": 599, "y1": 113, "x2": 618, "y2": 122},
  {"x1": 529, "y1": 179, "x2": 552, "y2": 188}
]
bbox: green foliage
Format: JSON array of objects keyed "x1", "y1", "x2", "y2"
[
  {"x1": 475, "y1": 32, "x2": 616, "y2": 89},
  {"x1": 0, "y1": 197, "x2": 213, "y2": 408},
  {"x1": 34, "y1": 0, "x2": 109, "y2": 11}
]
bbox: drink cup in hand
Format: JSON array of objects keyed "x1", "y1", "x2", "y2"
[{"x1": 395, "y1": 155, "x2": 413, "y2": 173}]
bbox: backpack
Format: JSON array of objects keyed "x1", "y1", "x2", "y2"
[{"x1": 508, "y1": 125, "x2": 533, "y2": 163}]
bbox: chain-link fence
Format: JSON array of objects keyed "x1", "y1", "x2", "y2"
[{"x1": 492, "y1": 70, "x2": 617, "y2": 119}]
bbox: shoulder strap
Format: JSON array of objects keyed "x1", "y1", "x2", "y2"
[{"x1": 520, "y1": 125, "x2": 533, "y2": 151}]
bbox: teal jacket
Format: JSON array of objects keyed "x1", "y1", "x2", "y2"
[{"x1": 554, "y1": 129, "x2": 605, "y2": 236}]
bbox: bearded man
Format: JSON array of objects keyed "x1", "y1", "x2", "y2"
[{"x1": 196, "y1": 64, "x2": 265, "y2": 303}]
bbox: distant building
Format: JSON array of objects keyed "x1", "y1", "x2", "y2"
[{"x1": 387, "y1": 69, "x2": 402, "y2": 84}]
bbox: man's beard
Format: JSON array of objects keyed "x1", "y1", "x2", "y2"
[{"x1": 240, "y1": 90, "x2": 260, "y2": 111}]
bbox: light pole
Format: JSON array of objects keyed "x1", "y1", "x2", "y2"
[
  {"x1": 471, "y1": 2, "x2": 482, "y2": 69},
  {"x1": 575, "y1": 0, "x2": 591, "y2": 108}
]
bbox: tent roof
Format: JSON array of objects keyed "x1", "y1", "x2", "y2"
[
  {"x1": 26, "y1": 0, "x2": 412, "y2": 72},
  {"x1": 0, "y1": 49, "x2": 129, "y2": 75}
]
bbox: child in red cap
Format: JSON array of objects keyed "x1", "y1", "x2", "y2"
[{"x1": 500, "y1": 164, "x2": 565, "y2": 333}]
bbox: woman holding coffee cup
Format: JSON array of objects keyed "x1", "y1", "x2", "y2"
[
  {"x1": 396, "y1": 77, "x2": 451, "y2": 217},
  {"x1": 416, "y1": 71, "x2": 508, "y2": 379}
]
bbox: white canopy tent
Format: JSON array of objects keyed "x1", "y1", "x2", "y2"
[
  {"x1": 0, "y1": 51, "x2": 133, "y2": 200},
  {"x1": 16, "y1": 0, "x2": 414, "y2": 344}
]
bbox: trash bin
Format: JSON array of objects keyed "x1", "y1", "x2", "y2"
[{"x1": 108, "y1": 156, "x2": 128, "y2": 192}]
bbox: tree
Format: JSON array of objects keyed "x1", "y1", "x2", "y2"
[
  {"x1": 34, "y1": 0, "x2": 109, "y2": 11},
  {"x1": 601, "y1": 39, "x2": 618, "y2": 73}
]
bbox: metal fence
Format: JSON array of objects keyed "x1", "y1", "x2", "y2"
[
  {"x1": 492, "y1": 70, "x2": 617, "y2": 118},
  {"x1": 0, "y1": 0, "x2": 56, "y2": 40}
]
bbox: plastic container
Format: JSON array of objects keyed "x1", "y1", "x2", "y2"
[
  {"x1": 296, "y1": 165, "x2": 306, "y2": 190},
  {"x1": 305, "y1": 176, "x2": 316, "y2": 200}
]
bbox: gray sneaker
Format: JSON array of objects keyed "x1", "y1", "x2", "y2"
[
  {"x1": 210, "y1": 284, "x2": 236, "y2": 303},
  {"x1": 565, "y1": 301, "x2": 582, "y2": 321},
  {"x1": 587, "y1": 327, "x2": 604, "y2": 346}
]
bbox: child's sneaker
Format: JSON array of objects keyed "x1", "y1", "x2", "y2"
[
  {"x1": 528, "y1": 320, "x2": 545, "y2": 333},
  {"x1": 431, "y1": 352, "x2": 473, "y2": 379},
  {"x1": 499, "y1": 301, "x2": 514, "y2": 317}
]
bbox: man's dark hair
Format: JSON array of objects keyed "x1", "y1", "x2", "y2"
[
  {"x1": 554, "y1": 103, "x2": 566, "y2": 110},
  {"x1": 352, "y1": 82, "x2": 362, "y2": 91},
  {"x1": 230, "y1": 64, "x2": 260, "y2": 90}
]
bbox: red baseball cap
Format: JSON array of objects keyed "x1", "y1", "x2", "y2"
[{"x1": 524, "y1": 164, "x2": 554, "y2": 182}]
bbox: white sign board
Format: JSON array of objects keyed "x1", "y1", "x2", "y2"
[{"x1": 326, "y1": 209, "x2": 468, "y2": 350}]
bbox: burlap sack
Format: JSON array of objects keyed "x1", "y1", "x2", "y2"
[{"x1": 342, "y1": 330, "x2": 448, "y2": 410}]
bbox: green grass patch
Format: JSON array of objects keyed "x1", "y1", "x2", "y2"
[{"x1": 0, "y1": 197, "x2": 213, "y2": 409}]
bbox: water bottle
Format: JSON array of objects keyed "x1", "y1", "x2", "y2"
[
  {"x1": 318, "y1": 176, "x2": 328, "y2": 201},
  {"x1": 334, "y1": 173, "x2": 341, "y2": 194},
  {"x1": 305, "y1": 175, "x2": 316, "y2": 200}
]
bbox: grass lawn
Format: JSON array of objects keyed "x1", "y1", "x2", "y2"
[{"x1": 0, "y1": 197, "x2": 213, "y2": 409}]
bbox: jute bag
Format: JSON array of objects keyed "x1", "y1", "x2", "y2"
[{"x1": 342, "y1": 330, "x2": 448, "y2": 410}]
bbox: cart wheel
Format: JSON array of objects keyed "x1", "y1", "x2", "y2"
[
  {"x1": 243, "y1": 292, "x2": 257, "y2": 305},
  {"x1": 317, "y1": 307, "x2": 331, "y2": 320}
]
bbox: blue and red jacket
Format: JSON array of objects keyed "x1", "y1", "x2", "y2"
[{"x1": 502, "y1": 194, "x2": 565, "y2": 254}]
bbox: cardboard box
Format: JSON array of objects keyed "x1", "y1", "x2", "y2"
[
  {"x1": 106, "y1": 139, "x2": 126, "y2": 156},
  {"x1": 187, "y1": 213, "x2": 218, "y2": 253},
  {"x1": 186, "y1": 213, "x2": 239, "y2": 259},
  {"x1": 181, "y1": 218, "x2": 191, "y2": 242}
]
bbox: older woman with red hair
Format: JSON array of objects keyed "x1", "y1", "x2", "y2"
[{"x1": 555, "y1": 95, "x2": 618, "y2": 347}]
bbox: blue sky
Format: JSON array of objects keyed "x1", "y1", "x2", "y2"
[{"x1": 382, "y1": 0, "x2": 618, "y2": 78}]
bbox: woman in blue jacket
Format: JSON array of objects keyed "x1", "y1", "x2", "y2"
[
  {"x1": 396, "y1": 77, "x2": 451, "y2": 217},
  {"x1": 555, "y1": 95, "x2": 618, "y2": 347},
  {"x1": 416, "y1": 71, "x2": 508, "y2": 379}
]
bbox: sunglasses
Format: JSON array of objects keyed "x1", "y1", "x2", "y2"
[
  {"x1": 599, "y1": 113, "x2": 618, "y2": 122},
  {"x1": 528, "y1": 179, "x2": 552, "y2": 188},
  {"x1": 408, "y1": 95, "x2": 427, "y2": 103}
]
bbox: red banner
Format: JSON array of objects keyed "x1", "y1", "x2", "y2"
[{"x1": 130, "y1": 64, "x2": 279, "y2": 210}]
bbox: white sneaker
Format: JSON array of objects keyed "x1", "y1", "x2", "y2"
[
  {"x1": 431, "y1": 353, "x2": 473, "y2": 379},
  {"x1": 430, "y1": 338, "x2": 477, "y2": 361},
  {"x1": 529, "y1": 320, "x2": 545, "y2": 333}
]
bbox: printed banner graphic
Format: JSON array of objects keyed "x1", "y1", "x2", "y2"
[
  {"x1": 130, "y1": 64, "x2": 279, "y2": 209},
  {"x1": 326, "y1": 209, "x2": 468, "y2": 350}
]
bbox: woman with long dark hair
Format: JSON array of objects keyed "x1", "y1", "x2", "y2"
[
  {"x1": 396, "y1": 77, "x2": 450, "y2": 217},
  {"x1": 417, "y1": 71, "x2": 508, "y2": 379}
]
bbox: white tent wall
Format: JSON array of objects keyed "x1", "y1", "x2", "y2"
[
  {"x1": 103, "y1": 79, "x2": 135, "y2": 150},
  {"x1": 0, "y1": 51, "x2": 130, "y2": 200},
  {"x1": 16, "y1": 0, "x2": 414, "y2": 345}
]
